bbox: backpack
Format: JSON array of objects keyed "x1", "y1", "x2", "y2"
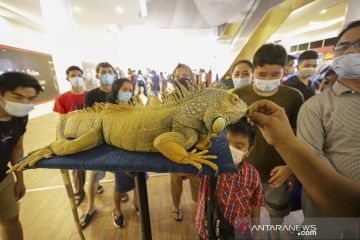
[{"x1": 205, "y1": 176, "x2": 252, "y2": 240}]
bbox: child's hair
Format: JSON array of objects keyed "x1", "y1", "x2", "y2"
[
  {"x1": 232, "y1": 60, "x2": 253, "y2": 73},
  {"x1": 172, "y1": 63, "x2": 194, "y2": 82},
  {"x1": 226, "y1": 117, "x2": 256, "y2": 146},
  {"x1": 66, "y1": 65, "x2": 83, "y2": 76},
  {"x1": 108, "y1": 78, "x2": 132, "y2": 103},
  {"x1": 0, "y1": 72, "x2": 43, "y2": 95},
  {"x1": 96, "y1": 62, "x2": 115, "y2": 74},
  {"x1": 287, "y1": 54, "x2": 296, "y2": 62},
  {"x1": 253, "y1": 43, "x2": 287, "y2": 68},
  {"x1": 298, "y1": 50, "x2": 318, "y2": 63}
]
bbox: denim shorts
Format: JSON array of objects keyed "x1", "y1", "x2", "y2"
[{"x1": 114, "y1": 171, "x2": 136, "y2": 193}]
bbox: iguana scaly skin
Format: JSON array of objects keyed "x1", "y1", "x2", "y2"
[{"x1": 8, "y1": 84, "x2": 249, "y2": 174}]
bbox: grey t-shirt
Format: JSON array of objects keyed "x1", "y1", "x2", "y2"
[{"x1": 297, "y1": 80, "x2": 360, "y2": 217}]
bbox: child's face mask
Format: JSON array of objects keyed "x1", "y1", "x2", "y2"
[{"x1": 229, "y1": 145, "x2": 246, "y2": 165}]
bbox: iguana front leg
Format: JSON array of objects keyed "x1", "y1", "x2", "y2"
[
  {"x1": 153, "y1": 131, "x2": 218, "y2": 174},
  {"x1": 7, "y1": 128, "x2": 102, "y2": 173},
  {"x1": 195, "y1": 132, "x2": 219, "y2": 150}
]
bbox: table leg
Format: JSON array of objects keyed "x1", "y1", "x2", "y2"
[
  {"x1": 60, "y1": 169, "x2": 85, "y2": 240},
  {"x1": 135, "y1": 172, "x2": 152, "y2": 240}
]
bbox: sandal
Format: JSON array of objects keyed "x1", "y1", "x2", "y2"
[
  {"x1": 96, "y1": 185, "x2": 104, "y2": 194},
  {"x1": 80, "y1": 209, "x2": 97, "y2": 229},
  {"x1": 112, "y1": 211, "x2": 126, "y2": 228},
  {"x1": 171, "y1": 209, "x2": 183, "y2": 221},
  {"x1": 74, "y1": 192, "x2": 85, "y2": 206}
]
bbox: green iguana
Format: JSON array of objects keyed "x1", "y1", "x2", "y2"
[{"x1": 8, "y1": 84, "x2": 249, "y2": 174}]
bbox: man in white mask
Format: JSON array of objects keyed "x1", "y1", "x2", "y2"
[
  {"x1": 233, "y1": 43, "x2": 303, "y2": 240},
  {"x1": 297, "y1": 20, "x2": 360, "y2": 237},
  {"x1": 281, "y1": 54, "x2": 296, "y2": 84},
  {"x1": 81, "y1": 62, "x2": 128, "y2": 229},
  {"x1": 0, "y1": 72, "x2": 42, "y2": 240},
  {"x1": 284, "y1": 50, "x2": 319, "y2": 101},
  {"x1": 53, "y1": 66, "x2": 87, "y2": 206}
]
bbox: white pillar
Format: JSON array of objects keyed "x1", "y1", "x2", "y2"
[
  {"x1": 344, "y1": 0, "x2": 360, "y2": 24},
  {"x1": 39, "y1": 0, "x2": 82, "y2": 93}
]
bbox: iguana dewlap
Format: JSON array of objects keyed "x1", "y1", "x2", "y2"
[{"x1": 8, "y1": 84, "x2": 249, "y2": 174}]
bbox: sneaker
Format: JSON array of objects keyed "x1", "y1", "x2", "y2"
[{"x1": 112, "y1": 211, "x2": 125, "y2": 228}]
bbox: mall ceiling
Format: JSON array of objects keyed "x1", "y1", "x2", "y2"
[
  {"x1": 0, "y1": 0, "x2": 255, "y2": 28},
  {"x1": 0, "y1": 0, "x2": 349, "y2": 52}
]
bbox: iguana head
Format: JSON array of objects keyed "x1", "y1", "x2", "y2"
[{"x1": 202, "y1": 89, "x2": 248, "y2": 133}]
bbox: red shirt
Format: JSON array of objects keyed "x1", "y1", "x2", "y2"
[
  {"x1": 195, "y1": 161, "x2": 264, "y2": 240},
  {"x1": 53, "y1": 91, "x2": 86, "y2": 114}
]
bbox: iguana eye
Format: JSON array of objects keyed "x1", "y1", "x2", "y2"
[{"x1": 230, "y1": 95, "x2": 239, "y2": 103}]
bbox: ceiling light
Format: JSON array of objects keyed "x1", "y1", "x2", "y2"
[
  {"x1": 116, "y1": 6, "x2": 124, "y2": 14},
  {"x1": 73, "y1": 6, "x2": 81, "y2": 13},
  {"x1": 320, "y1": 9, "x2": 327, "y2": 14},
  {"x1": 309, "y1": 21, "x2": 321, "y2": 26}
]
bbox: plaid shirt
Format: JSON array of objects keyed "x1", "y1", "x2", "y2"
[{"x1": 195, "y1": 161, "x2": 264, "y2": 240}]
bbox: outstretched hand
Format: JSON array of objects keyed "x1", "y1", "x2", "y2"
[{"x1": 247, "y1": 100, "x2": 296, "y2": 147}]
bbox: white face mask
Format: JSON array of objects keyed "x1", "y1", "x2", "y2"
[
  {"x1": 298, "y1": 68, "x2": 317, "y2": 79},
  {"x1": 232, "y1": 77, "x2": 252, "y2": 88},
  {"x1": 254, "y1": 77, "x2": 281, "y2": 92},
  {"x1": 1, "y1": 100, "x2": 34, "y2": 117},
  {"x1": 69, "y1": 76, "x2": 84, "y2": 87},
  {"x1": 333, "y1": 53, "x2": 360, "y2": 79},
  {"x1": 229, "y1": 145, "x2": 246, "y2": 165}
]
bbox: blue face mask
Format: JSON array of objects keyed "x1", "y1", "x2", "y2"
[
  {"x1": 333, "y1": 53, "x2": 360, "y2": 79},
  {"x1": 232, "y1": 77, "x2": 252, "y2": 88},
  {"x1": 69, "y1": 77, "x2": 84, "y2": 87},
  {"x1": 117, "y1": 91, "x2": 132, "y2": 103},
  {"x1": 100, "y1": 73, "x2": 114, "y2": 85}
]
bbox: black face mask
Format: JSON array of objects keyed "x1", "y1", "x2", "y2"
[{"x1": 175, "y1": 77, "x2": 191, "y2": 90}]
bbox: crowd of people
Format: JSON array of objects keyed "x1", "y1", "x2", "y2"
[{"x1": 0, "y1": 20, "x2": 359, "y2": 240}]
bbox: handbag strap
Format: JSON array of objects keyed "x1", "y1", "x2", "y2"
[{"x1": 206, "y1": 175, "x2": 218, "y2": 239}]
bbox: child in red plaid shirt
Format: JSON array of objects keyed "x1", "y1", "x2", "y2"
[{"x1": 195, "y1": 118, "x2": 264, "y2": 240}]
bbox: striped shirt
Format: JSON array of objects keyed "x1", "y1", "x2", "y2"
[
  {"x1": 195, "y1": 161, "x2": 264, "y2": 239},
  {"x1": 297, "y1": 80, "x2": 360, "y2": 216}
]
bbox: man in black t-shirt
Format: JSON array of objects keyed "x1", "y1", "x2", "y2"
[
  {"x1": 0, "y1": 72, "x2": 42, "y2": 240},
  {"x1": 284, "y1": 50, "x2": 319, "y2": 101},
  {"x1": 81, "y1": 62, "x2": 120, "y2": 228}
]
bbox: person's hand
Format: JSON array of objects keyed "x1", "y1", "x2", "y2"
[
  {"x1": 14, "y1": 181, "x2": 26, "y2": 201},
  {"x1": 247, "y1": 100, "x2": 296, "y2": 147},
  {"x1": 269, "y1": 165, "x2": 291, "y2": 188}
]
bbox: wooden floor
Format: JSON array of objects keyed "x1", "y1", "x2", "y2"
[
  {"x1": 19, "y1": 113, "x2": 200, "y2": 240},
  {"x1": 19, "y1": 113, "x2": 303, "y2": 240}
]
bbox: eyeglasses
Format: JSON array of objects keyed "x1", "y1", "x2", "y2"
[{"x1": 334, "y1": 40, "x2": 360, "y2": 52}]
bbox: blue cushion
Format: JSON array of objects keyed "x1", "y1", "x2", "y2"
[{"x1": 20, "y1": 132, "x2": 235, "y2": 175}]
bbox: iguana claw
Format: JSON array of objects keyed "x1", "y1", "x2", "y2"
[
  {"x1": 6, "y1": 148, "x2": 54, "y2": 174},
  {"x1": 182, "y1": 149, "x2": 218, "y2": 174}
]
